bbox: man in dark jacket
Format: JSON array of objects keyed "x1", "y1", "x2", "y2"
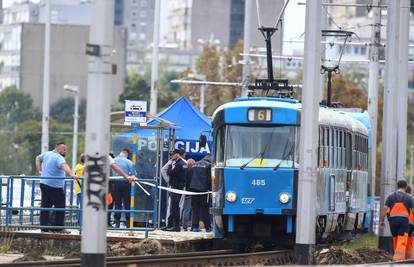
[
  {"x1": 165, "y1": 149, "x2": 187, "y2": 231},
  {"x1": 189, "y1": 155, "x2": 212, "y2": 232}
]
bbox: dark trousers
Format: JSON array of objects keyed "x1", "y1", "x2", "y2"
[
  {"x1": 168, "y1": 192, "x2": 181, "y2": 228},
  {"x1": 191, "y1": 194, "x2": 211, "y2": 229},
  {"x1": 40, "y1": 183, "x2": 65, "y2": 229},
  {"x1": 113, "y1": 182, "x2": 131, "y2": 225},
  {"x1": 390, "y1": 217, "x2": 410, "y2": 236}
]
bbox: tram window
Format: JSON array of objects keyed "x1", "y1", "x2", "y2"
[
  {"x1": 215, "y1": 127, "x2": 225, "y2": 165},
  {"x1": 346, "y1": 133, "x2": 352, "y2": 170}
]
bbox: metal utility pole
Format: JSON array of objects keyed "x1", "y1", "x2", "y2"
[
  {"x1": 81, "y1": 0, "x2": 114, "y2": 266},
  {"x1": 397, "y1": 0, "x2": 410, "y2": 181},
  {"x1": 367, "y1": 0, "x2": 381, "y2": 233},
  {"x1": 64, "y1": 85, "x2": 80, "y2": 171},
  {"x1": 41, "y1": 0, "x2": 51, "y2": 153},
  {"x1": 150, "y1": 0, "x2": 161, "y2": 115},
  {"x1": 379, "y1": 0, "x2": 400, "y2": 253},
  {"x1": 200, "y1": 84, "x2": 205, "y2": 113},
  {"x1": 294, "y1": 0, "x2": 322, "y2": 265},
  {"x1": 241, "y1": 0, "x2": 253, "y2": 97},
  {"x1": 319, "y1": 7, "x2": 328, "y2": 102}
]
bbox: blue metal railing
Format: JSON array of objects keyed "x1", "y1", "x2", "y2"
[{"x1": 1, "y1": 175, "x2": 158, "y2": 233}]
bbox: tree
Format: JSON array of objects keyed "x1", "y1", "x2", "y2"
[
  {"x1": 50, "y1": 97, "x2": 87, "y2": 130},
  {"x1": 180, "y1": 41, "x2": 252, "y2": 115},
  {"x1": 0, "y1": 86, "x2": 40, "y2": 129},
  {"x1": 119, "y1": 73, "x2": 150, "y2": 104}
]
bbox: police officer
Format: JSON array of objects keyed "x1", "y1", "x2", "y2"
[
  {"x1": 380, "y1": 180, "x2": 414, "y2": 260},
  {"x1": 189, "y1": 155, "x2": 212, "y2": 232},
  {"x1": 165, "y1": 149, "x2": 187, "y2": 231}
]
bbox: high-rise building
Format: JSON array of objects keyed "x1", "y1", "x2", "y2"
[
  {"x1": 0, "y1": 1, "x2": 126, "y2": 106},
  {"x1": 167, "y1": 0, "x2": 284, "y2": 51},
  {"x1": 123, "y1": 0, "x2": 155, "y2": 66}
]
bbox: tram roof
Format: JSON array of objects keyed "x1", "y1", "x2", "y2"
[{"x1": 213, "y1": 97, "x2": 368, "y2": 136}]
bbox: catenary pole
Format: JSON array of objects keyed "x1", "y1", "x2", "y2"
[
  {"x1": 367, "y1": 0, "x2": 381, "y2": 233},
  {"x1": 319, "y1": 5, "x2": 328, "y2": 102},
  {"x1": 379, "y1": 0, "x2": 400, "y2": 253},
  {"x1": 150, "y1": 0, "x2": 161, "y2": 115},
  {"x1": 294, "y1": 0, "x2": 322, "y2": 265},
  {"x1": 72, "y1": 91, "x2": 79, "y2": 170},
  {"x1": 396, "y1": 0, "x2": 410, "y2": 181},
  {"x1": 241, "y1": 0, "x2": 253, "y2": 97},
  {"x1": 81, "y1": 0, "x2": 114, "y2": 266},
  {"x1": 41, "y1": 0, "x2": 51, "y2": 153}
]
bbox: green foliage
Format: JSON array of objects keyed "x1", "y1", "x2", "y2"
[
  {"x1": 119, "y1": 73, "x2": 150, "y2": 104},
  {"x1": 50, "y1": 97, "x2": 87, "y2": 130},
  {"x1": 118, "y1": 62, "x2": 180, "y2": 112},
  {"x1": 0, "y1": 86, "x2": 40, "y2": 129}
]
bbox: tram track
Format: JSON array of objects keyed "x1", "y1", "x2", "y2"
[{"x1": 0, "y1": 249, "x2": 294, "y2": 267}]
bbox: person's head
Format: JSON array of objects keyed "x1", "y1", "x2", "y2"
[
  {"x1": 397, "y1": 180, "x2": 408, "y2": 191},
  {"x1": 55, "y1": 142, "x2": 67, "y2": 157},
  {"x1": 203, "y1": 154, "x2": 212, "y2": 163},
  {"x1": 187, "y1": 158, "x2": 195, "y2": 169},
  {"x1": 170, "y1": 149, "x2": 181, "y2": 160},
  {"x1": 178, "y1": 148, "x2": 186, "y2": 158},
  {"x1": 120, "y1": 148, "x2": 130, "y2": 158},
  {"x1": 80, "y1": 153, "x2": 85, "y2": 164},
  {"x1": 407, "y1": 185, "x2": 412, "y2": 195}
]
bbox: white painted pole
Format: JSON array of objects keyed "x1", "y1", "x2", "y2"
[
  {"x1": 379, "y1": 0, "x2": 400, "y2": 253},
  {"x1": 72, "y1": 91, "x2": 79, "y2": 171},
  {"x1": 367, "y1": 0, "x2": 381, "y2": 228},
  {"x1": 294, "y1": 0, "x2": 322, "y2": 264},
  {"x1": 41, "y1": 0, "x2": 51, "y2": 153},
  {"x1": 396, "y1": 0, "x2": 410, "y2": 181},
  {"x1": 319, "y1": 5, "x2": 328, "y2": 102},
  {"x1": 150, "y1": 0, "x2": 161, "y2": 115},
  {"x1": 241, "y1": 0, "x2": 253, "y2": 97},
  {"x1": 81, "y1": 0, "x2": 114, "y2": 266},
  {"x1": 200, "y1": 84, "x2": 205, "y2": 113}
]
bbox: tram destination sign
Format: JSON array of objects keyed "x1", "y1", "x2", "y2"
[
  {"x1": 125, "y1": 100, "x2": 147, "y2": 124},
  {"x1": 248, "y1": 108, "x2": 272, "y2": 122}
]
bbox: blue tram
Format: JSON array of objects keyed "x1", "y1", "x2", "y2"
[{"x1": 209, "y1": 97, "x2": 369, "y2": 246}]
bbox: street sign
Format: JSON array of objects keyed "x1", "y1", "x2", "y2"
[{"x1": 125, "y1": 100, "x2": 147, "y2": 124}]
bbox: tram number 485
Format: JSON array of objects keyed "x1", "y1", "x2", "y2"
[{"x1": 251, "y1": 179, "x2": 266, "y2": 186}]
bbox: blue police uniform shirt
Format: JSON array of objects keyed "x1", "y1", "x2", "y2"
[
  {"x1": 39, "y1": 151, "x2": 66, "y2": 188},
  {"x1": 113, "y1": 155, "x2": 132, "y2": 182}
]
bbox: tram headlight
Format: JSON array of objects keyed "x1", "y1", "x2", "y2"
[
  {"x1": 225, "y1": 191, "x2": 237, "y2": 203},
  {"x1": 279, "y1": 193, "x2": 290, "y2": 204}
]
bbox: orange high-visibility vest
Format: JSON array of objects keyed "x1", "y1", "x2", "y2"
[{"x1": 388, "y1": 193, "x2": 410, "y2": 219}]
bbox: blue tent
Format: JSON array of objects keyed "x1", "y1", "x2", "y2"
[
  {"x1": 148, "y1": 97, "x2": 211, "y2": 140},
  {"x1": 112, "y1": 97, "x2": 212, "y2": 161}
]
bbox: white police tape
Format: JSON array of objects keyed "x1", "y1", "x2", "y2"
[
  {"x1": 138, "y1": 181, "x2": 211, "y2": 196},
  {"x1": 109, "y1": 176, "x2": 211, "y2": 196}
]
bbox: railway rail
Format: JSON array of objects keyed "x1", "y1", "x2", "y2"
[{"x1": 0, "y1": 249, "x2": 294, "y2": 267}]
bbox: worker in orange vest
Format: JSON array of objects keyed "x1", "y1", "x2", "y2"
[
  {"x1": 406, "y1": 185, "x2": 414, "y2": 259},
  {"x1": 380, "y1": 180, "x2": 414, "y2": 260}
]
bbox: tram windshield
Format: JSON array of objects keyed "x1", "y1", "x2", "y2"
[{"x1": 225, "y1": 125, "x2": 298, "y2": 168}]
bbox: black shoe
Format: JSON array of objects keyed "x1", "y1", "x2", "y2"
[
  {"x1": 41, "y1": 229, "x2": 50, "y2": 233},
  {"x1": 160, "y1": 226, "x2": 172, "y2": 231},
  {"x1": 165, "y1": 227, "x2": 180, "y2": 232}
]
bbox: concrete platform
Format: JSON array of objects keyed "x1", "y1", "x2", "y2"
[
  {"x1": 7, "y1": 228, "x2": 214, "y2": 244},
  {"x1": 0, "y1": 228, "x2": 221, "y2": 257}
]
